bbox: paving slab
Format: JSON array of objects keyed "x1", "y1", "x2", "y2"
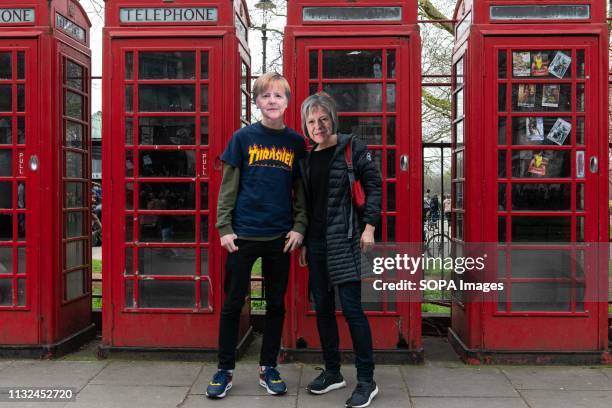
[
  {"x1": 412, "y1": 397, "x2": 529, "y2": 408},
  {"x1": 0, "y1": 403, "x2": 67, "y2": 408},
  {"x1": 301, "y1": 364, "x2": 406, "y2": 390},
  {"x1": 90, "y1": 361, "x2": 202, "y2": 387},
  {"x1": 298, "y1": 383, "x2": 408, "y2": 408},
  {"x1": 71, "y1": 385, "x2": 189, "y2": 408},
  {"x1": 0, "y1": 361, "x2": 107, "y2": 390},
  {"x1": 501, "y1": 366, "x2": 612, "y2": 390},
  {"x1": 520, "y1": 390, "x2": 612, "y2": 408},
  {"x1": 402, "y1": 366, "x2": 518, "y2": 397},
  {"x1": 191, "y1": 363, "x2": 302, "y2": 396},
  {"x1": 0, "y1": 361, "x2": 11, "y2": 372},
  {"x1": 183, "y1": 394, "x2": 296, "y2": 408}
]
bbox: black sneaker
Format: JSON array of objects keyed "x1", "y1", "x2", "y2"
[
  {"x1": 345, "y1": 381, "x2": 378, "y2": 408},
  {"x1": 306, "y1": 367, "x2": 346, "y2": 394}
]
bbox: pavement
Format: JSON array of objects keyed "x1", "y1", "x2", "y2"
[{"x1": 1, "y1": 336, "x2": 612, "y2": 408}]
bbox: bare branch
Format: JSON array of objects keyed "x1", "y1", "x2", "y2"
[{"x1": 418, "y1": 0, "x2": 454, "y2": 34}]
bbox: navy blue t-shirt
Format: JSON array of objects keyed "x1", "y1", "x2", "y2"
[{"x1": 221, "y1": 122, "x2": 305, "y2": 237}]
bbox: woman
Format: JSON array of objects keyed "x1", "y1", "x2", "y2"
[{"x1": 298, "y1": 92, "x2": 382, "y2": 408}]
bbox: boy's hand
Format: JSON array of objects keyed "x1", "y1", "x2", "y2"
[
  {"x1": 299, "y1": 246, "x2": 308, "y2": 267},
  {"x1": 284, "y1": 231, "x2": 304, "y2": 253},
  {"x1": 220, "y1": 233, "x2": 239, "y2": 253}
]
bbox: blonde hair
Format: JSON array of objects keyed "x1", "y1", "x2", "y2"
[{"x1": 252, "y1": 72, "x2": 291, "y2": 100}]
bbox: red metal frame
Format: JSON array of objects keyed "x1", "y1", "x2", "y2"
[
  {"x1": 283, "y1": 0, "x2": 422, "y2": 359},
  {"x1": 449, "y1": 0, "x2": 609, "y2": 363},
  {"x1": 102, "y1": 0, "x2": 252, "y2": 349},
  {"x1": 0, "y1": 0, "x2": 93, "y2": 351}
]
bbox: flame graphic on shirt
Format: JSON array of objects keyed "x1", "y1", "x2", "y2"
[{"x1": 248, "y1": 144, "x2": 295, "y2": 169}]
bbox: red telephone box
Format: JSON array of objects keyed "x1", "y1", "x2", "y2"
[
  {"x1": 449, "y1": 0, "x2": 609, "y2": 363},
  {"x1": 283, "y1": 0, "x2": 423, "y2": 361},
  {"x1": 0, "y1": 0, "x2": 94, "y2": 356},
  {"x1": 102, "y1": 0, "x2": 252, "y2": 352}
]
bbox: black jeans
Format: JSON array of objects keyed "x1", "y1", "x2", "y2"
[
  {"x1": 307, "y1": 239, "x2": 374, "y2": 382},
  {"x1": 218, "y1": 237, "x2": 290, "y2": 369}
]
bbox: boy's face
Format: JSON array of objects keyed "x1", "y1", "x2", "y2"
[{"x1": 255, "y1": 82, "x2": 289, "y2": 122}]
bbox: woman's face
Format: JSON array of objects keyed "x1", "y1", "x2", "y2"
[{"x1": 305, "y1": 106, "x2": 333, "y2": 145}]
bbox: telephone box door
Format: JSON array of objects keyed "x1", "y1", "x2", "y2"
[
  {"x1": 294, "y1": 36, "x2": 418, "y2": 349},
  {"x1": 0, "y1": 39, "x2": 40, "y2": 344},
  {"x1": 482, "y1": 36, "x2": 603, "y2": 350}
]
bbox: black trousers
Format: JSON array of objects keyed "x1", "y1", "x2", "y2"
[{"x1": 217, "y1": 237, "x2": 290, "y2": 369}]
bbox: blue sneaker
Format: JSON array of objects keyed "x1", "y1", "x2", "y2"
[
  {"x1": 206, "y1": 369, "x2": 233, "y2": 399},
  {"x1": 259, "y1": 366, "x2": 287, "y2": 395}
]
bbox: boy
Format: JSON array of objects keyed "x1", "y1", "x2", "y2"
[{"x1": 206, "y1": 72, "x2": 307, "y2": 399}]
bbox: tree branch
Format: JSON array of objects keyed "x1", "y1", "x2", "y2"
[{"x1": 418, "y1": 0, "x2": 454, "y2": 35}]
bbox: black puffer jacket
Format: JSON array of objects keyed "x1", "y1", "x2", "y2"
[{"x1": 300, "y1": 133, "x2": 382, "y2": 285}]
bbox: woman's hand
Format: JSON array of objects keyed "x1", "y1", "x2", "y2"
[
  {"x1": 360, "y1": 224, "x2": 376, "y2": 252},
  {"x1": 220, "y1": 233, "x2": 239, "y2": 253},
  {"x1": 299, "y1": 246, "x2": 308, "y2": 267},
  {"x1": 284, "y1": 231, "x2": 304, "y2": 253}
]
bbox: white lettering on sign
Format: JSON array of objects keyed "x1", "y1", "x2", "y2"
[
  {"x1": 119, "y1": 8, "x2": 218, "y2": 23},
  {"x1": 56, "y1": 14, "x2": 86, "y2": 43},
  {"x1": 18, "y1": 152, "x2": 24, "y2": 176},
  {"x1": 201, "y1": 152, "x2": 208, "y2": 178},
  {"x1": 0, "y1": 8, "x2": 35, "y2": 24}
]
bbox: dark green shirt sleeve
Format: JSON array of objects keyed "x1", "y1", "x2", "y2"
[
  {"x1": 292, "y1": 177, "x2": 308, "y2": 235},
  {"x1": 215, "y1": 163, "x2": 240, "y2": 237}
]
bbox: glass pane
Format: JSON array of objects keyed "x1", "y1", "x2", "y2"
[
  {"x1": 0, "y1": 182, "x2": 10, "y2": 208},
  {"x1": 455, "y1": 213, "x2": 463, "y2": 240},
  {"x1": 0, "y1": 247, "x2": 12, "y2": 274},
  {"x1": 66, "y1": 152, "x2": 83, "y2": 178},
  {"x1": 201, "y1": 183, "x2": 208, "y2": 210},
  {"x1": 17, "y1": 279, "x2": 25, "y2": 305},
  {"x1": 0, "y1": 85, "x2": 11, "y2": 112},
  {"x1": 125, "y1": 52, "x2": 133, "y2": 79},
  {"x1": 66, "y1": 269, "x2": 84, "y2": 300},
  {"x1": 139, "y1": 151, "x2": 196, "y2": 177},
  {"x1": 138, "y1": 85, "x2": 195, "y2": 112},
  {"x1": 512, "y1": 83, "x2": 571, "y2": 112},
  {"x1": 577, "y1": 184, "x2": 584, "y2": 210},
  {"x1": 17, "y1": 214, "x2": 24, "y2": 240},
  {"x1": 125, "y1": 85, "x2": 133, "y2": 112},
  {"x1": 338, "y1": 117, "x2": 382, "y2": 145},
  {"x1": 139, "y1": 183, "x2": 195, "y2": 210},
  {"x1": 575, "y1": 117, "x2": 584, "y2": 144},
  {"x1": 16, "y1": 85, "x2": 24, "y2": 112},
  {"x1": 200, "y1": 248, "x2": 209, "y2": 276},
  {"x1": 498, "y1": 84, "x2": 506, "y2": 112},
  {"x1": 139, "y1": 280, "x2": 195, "y2": 308},
  {"x1": 0, "y1": 214, "x2": 11, "y2": 241},
  {"x1": 0, "y1": 117, "x2": 11, "y2": 144},
  {"x1": 125, "y1": 279, "x2": 134, "y2": 307},
  {"x1": 139, "y1": 52, "x2": 195, "y2": 80},
  {"x1": 387, "y1": 183, "x2": 396, "y2": 211},
  {"x1": 125, "y1": 247, "x2": 133, "y2": 274},
  {"x1": 125, "y1": 150, "x2": 134, "y2": 177},
  {"x1": 387, "y1": 49, "x2": 396, "y2": 78},
  {"x1": 387, "y1": 216, "x2": 396, "y2": 241},
  {"x1": 309, "y1": 50, "x2": 318, "y2": 79},
  {"x1": 498, "y1": 184, "x2": 506, "y2": 210},
  {"x1": 456, "y1": 151, "x2": 464, "y2": 178},
  {"x1": 200, "y1": 280, "x2": 209, "y2": 308},
  {"x1": 498, "y1": 117, "x2": 506, "y2": 145},
  {"x1": 322, "y1": 50, "x2": 383, "y2": 78},
  {"x1": 200, "y1": 117, "x2": 209, "y2": 145},
  {"x1": 66, "y1": 212, "x2": 84, "y2": 238},
  {"x1": 139, "y1": 117, "x2": 195, "y2": 145},
  {"x1": 456, "y1": 120, "x2": 464, "y2": 146},
  {"x1": 17, "y1": 117, "x2": 24, "y2": 144},
  {"x1": 65, "y1": 182, "x2": 84, "y2": 207},
  {"x1": 511, "y1": 216, "x2": 571, "y2": 241},
  {"x1": 17, "y1": 247, "x2": 25, "y2": 274},
  {"x1": 512, "y1": 184, "x2": 571, "y2": 210},
  {"x1": 66, "y1": 240, "x2": 85, "y2": 269},
  {"x1": 576, "y1": 84, "x2": 584, "y2": 112},
  {"x1": 511, "y1": 150, "x2": 571, "y2": 178},
  {"x1": 456, "y1": 58, "x2": 464, "y2": 85},
  {"x1": 66, "y1": 121, "x2": 83, "y2": 148},
  {"x1": 66, "y1": 60, "x2": 84, "y2": 90},
  {"x1": 455, "y1": 88, "x2": 464, "y2": 117},
  {"x1": 125, "y1": 182, "x2": 134, "y2": 210},
  {"x1": 576, "y1": 216, "x2": 584, "y2": 242},
  {"x1": 498, "y1": 50, "x2": 506, "y2": 78},
  {"x1": 201, "y1": 216, "x2": 208, "y2": 242},
  {"x1": 512, "y1": 117, "x2": 572, "y2": 145},
  {"x1": 66, "y1": 91, "x2": 83, "y2": 119},
  {"x1": 201, "y1": 85, "x2": 208, "y2": 112},
  {"x1": 125, "y1": 117, "x2": 133, "y2": 144},
  {"x1": 499, "y1": 216, "x2": 506, "y2": 242},
  {"x1": 576, "y1": 50, "x2": 585, "y2": 78},
  {"x1": 139, "y1": 248, "x2": 195, "y2": 275},
  {"x1": 0, "y1": 53, "x2": 11, "y2": 79},
  {"x1": 201, "y1": 51, "x2": 209, "y2": 79},
  {"x1": 323, "y1": 83, "x2": 381, "y2": 112},
  {"x1": 16, "y1": 52, "x2": 24, "y2": 80},
  {"x1": 387, "y1": 149, "x2": 396, "y2": 178},
  {"x1": 0, "y1": 150, "x2": 12, "y2": 176},
  {"x1": 512, "y1": 50, "x2": 571, "y2": 78},
  {"x1": 139, "y1": 215, "x2": 196, "y2": 242},
  {"x1": 386, "y1": 84, "x2": 396, "y2": 111},
  {"x1": 492, "y1": 5, "x2": 590, "y2": 21},
  {"x1": 0, "y1": 279, "x2": 11, "y2": 305},
  {"x1": 454, "y1": 183, "x2": 463, "y2": 209},
  {"x1": 510, "y1": 282, "x2": 571, "y2": 312},
  {"x1": 387, "y1": 117, "x2": 395, "y2": 145},
  {"x1": 125, "y1": 216, "x2": 133, "y2": 242}
]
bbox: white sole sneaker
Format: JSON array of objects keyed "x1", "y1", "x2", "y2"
[
  {"x1": 259, "y1": 379, "x2": 287, "y2": 395},
  {"x1": 308, "y1": 380, "x2": 347, "y2": 395},
  {"x1": 206, "y1": 382, "x2": 232, "y2": 399},
  {"x1": 347, "y1": 385, "x2": 379, "y2": 408}
]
